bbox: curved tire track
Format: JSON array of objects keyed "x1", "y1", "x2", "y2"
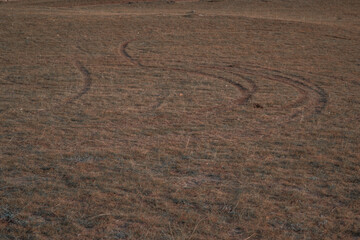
[
  {"x1": 65, "y1": 61, "x2": 92, "y2": 105},
  {"x1": 119, "y1": 39, "x2": 327, "y2": 122},
  {"x1": 1, "y1": 62, "x2": 92, "y2": 111},
  {"x1": 119, "y1": 40, "x2": 253, "y2": 112},
  {"x1": 198, "y1": 63, "x2": 327, "y2": 121},
  {"x1": 238, "y1": 64, "x2": 328, "y2": 117}
]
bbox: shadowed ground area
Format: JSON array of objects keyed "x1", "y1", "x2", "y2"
[{"x1": 0, "y1": 0, "x2": 359, "y2": 239}]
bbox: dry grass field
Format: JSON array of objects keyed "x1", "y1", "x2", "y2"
[{"x1": 0, "y1": 0, "x2": 359, "y2": 239}]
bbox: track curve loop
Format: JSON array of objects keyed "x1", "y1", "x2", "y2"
[
  {"x1": 119, "y1": 39, "x2": 252, "y2": 112},
  {"x1": 119, "y1": 38, "x2": 327, "y2": 122}
]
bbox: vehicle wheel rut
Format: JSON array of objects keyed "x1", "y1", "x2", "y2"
[
  {"x1": 119, "y1": 39, "x2": 252, "y2": 112},
  {"x1": 65, "y1": 61, "x2": 92, "y2": 105},
  {"x1": 119, "y1": 39, "x2": 328, "y2": 123},
  {"x1": 1, "y1": 62, "x2": 92, "y2": 111}
]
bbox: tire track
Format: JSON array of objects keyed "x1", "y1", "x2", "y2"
[
  {"x1": 198, "y1": 63, "x2": 327, "y2": 121},
  {"x1": 19, "y1": 60, "x2": 94, "y2": 108},
  {"x1": 199, "y1": 64, "x2": 309, "y2": 112},
  {"x1": 1, "y1": 62, "x2": 92, "y2": 112},
  {"x1": 120, "y1": 40, "x2": 143, "y2": 67},
  {"x1": 238, "y1": 64, "x2": 328, "y2": 117},
  {"x1": 65, "y1": 61, "x2": 92, "y2": 105},
  {"x1": 233, "y1": 67, "x2": 309, "y2": 111},
  {"x1": 119, "y1": 38, "x2": 328, "y2": 122},
  {"x1": 168, "y1": 67, "x2": 253, "y2": 112},
  {"x1": 119, "y1": 40, "x2": 253, "y2": 112}
]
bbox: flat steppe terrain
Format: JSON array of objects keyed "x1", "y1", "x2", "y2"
[{"x1": 0, "y1": 0, "x2": 359, "y2": 239}]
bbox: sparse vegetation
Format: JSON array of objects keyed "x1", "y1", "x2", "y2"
[{"x1": 0, "y1": 0, "x2": 359, "y2": 239}]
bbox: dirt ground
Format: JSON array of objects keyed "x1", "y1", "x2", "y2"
[{"x1": 0, "y1": 0, "x2": 359, "y2": 239}]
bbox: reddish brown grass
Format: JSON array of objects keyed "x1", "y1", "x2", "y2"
[{"x1": 1, "y1": 0, "x2": 359, "y2": 239}]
